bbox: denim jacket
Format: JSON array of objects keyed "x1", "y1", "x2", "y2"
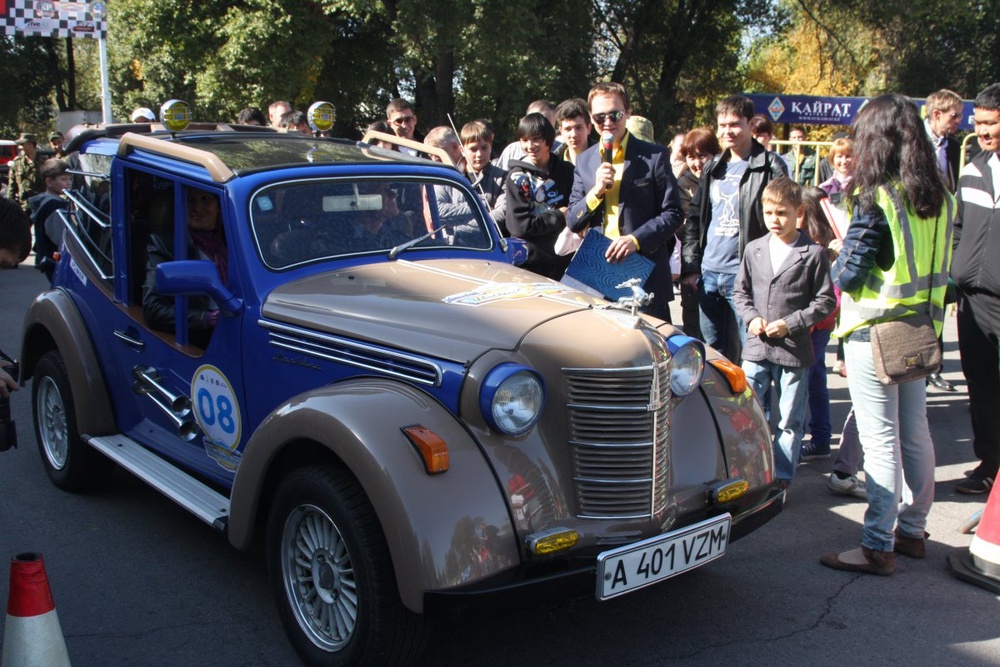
[{"x1": 830, "y1": 201, "x2": 893, "y2": 294}]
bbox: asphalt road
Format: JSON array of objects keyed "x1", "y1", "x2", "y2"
[{"x1": 1, "y1": 260, "x2": 998, "y2": 666}]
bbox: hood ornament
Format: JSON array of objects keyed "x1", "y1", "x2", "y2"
[{"x1": 615, "y1": 278, "x2": 653, "y2": 316}]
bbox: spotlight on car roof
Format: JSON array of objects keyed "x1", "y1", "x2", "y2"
[
  {"x1": 159, "y1": 99, "x2": 192, "y2": 133},
  {"x1": 307, "y1": 101, "x2": 336, "y2": 135}
]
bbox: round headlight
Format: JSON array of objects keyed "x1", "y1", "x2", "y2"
[
  {"x1": 480, "y1": 364, "x2": 545, "y2": 436},
  {"x1": 666, "y1": 335, "x2": 705, "y2": 397}
]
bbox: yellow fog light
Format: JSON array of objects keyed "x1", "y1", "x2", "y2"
[
  {"x1": 528, "y1": 529, "x2": 579, "y2": 555},
  {"x1": 307, "y1": 101, "x2": 336, "y2": 134},
  {"x1": 159, "y1": 99, "x2": 192, "y2": 133},
  {"x1": 712, "y1": 479, "x2": 749, "y2": 504}
]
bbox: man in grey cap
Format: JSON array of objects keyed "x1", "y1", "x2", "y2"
[{"x1": 8, "y1": 133, "x2": 43, "y2": 214}]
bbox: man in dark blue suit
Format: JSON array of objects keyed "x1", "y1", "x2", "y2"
[{"x1": 566, "y1": 82, "x2": 684, "y2": 321}]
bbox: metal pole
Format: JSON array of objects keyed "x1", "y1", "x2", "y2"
[{"x1": 99, "y1": 36, "x2": 112, "y2": 123}]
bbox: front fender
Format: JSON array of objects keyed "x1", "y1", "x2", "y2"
[
  {"x1": 229, "y1": 378, "x2": 519, "y2": 613},
  {"x1": 19, "y1": 290, "x2": 116, "y2": 436}
]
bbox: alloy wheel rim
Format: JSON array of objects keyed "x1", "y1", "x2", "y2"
[
  {"x1": 37, "y1": 376, "x2": 68, "y2": 469},
  {"x1": 282, "y1": 504, "x2": 358, "y2": 651}
]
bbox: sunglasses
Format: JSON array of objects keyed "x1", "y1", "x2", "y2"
[
  {"x1": 391, "y1": 115, "x2": 416, "y2": 126},
  {"x1": 591, "y1": 110, "x2": 626, "y2": 124}
]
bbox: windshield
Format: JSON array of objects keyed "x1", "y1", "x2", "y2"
[{"x1": 252, "y1": 177, "x2": 493, "y2": 269}]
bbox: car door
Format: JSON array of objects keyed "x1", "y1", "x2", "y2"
[{"x1": 108, "y1": 168, "x2": 247, "y2": 488}]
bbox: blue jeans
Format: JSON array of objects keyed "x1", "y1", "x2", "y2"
[
  {"x1": 742, "y1": 359, "x2": 808, "y2": 483},
  {"x1": 844, "y1": 338, "x2": 935, "y2": 550},
  {"x1": 699, "y1": 270, "x2": 745, "y2": 361},
  {"x1": 807, "y1": 329, "x2": 832, "y2": 446}
]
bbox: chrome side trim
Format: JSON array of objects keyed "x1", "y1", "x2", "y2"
[
  {"x1": 259, "y1": 320, "x2": 443, "y2": 386},
  {"x1": 61, "y1": 208, "x2": 113, "y2": 280},
  {"x1": 86, "y1": 434, "x2": 230, "y2": 530}
]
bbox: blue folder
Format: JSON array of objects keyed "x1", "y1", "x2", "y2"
[{"x1": 560, "y1": 228, "x2": 655, "y2": 302}]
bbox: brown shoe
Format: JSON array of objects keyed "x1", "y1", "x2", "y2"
[
  {"x1": 820, "y1": 546, "x2": 895, "y2": 576},
  {"x1": 894, "y1": 530, "x2": 928, "y2": 559}
]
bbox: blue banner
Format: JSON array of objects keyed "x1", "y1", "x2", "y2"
[{"x1": 744, "y1": 94, "x2": 975, "y2": 131}]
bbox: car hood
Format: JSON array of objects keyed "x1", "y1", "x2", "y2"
[{"x1": 261, "y1": 258, "x2": 610, "y2": 362}]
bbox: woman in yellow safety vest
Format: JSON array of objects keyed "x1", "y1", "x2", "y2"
[{"x1": 820, "y1": 93, "x2": 955, "y2": 576}]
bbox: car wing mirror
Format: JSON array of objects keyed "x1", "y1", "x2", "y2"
[
  {"x1": 505, "y1": 238, "x2": 529, "y2": 266},
  {"x1": 155, "y1": 260, "x2": 242, "y2": 314}
]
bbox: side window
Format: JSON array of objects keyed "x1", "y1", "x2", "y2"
[{"x1": 134, "y1": 175, "x2": 228, "y2": 350}]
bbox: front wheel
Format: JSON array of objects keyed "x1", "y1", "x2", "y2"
[
  {"x1": 32, "y1": 350, "x2": 113, "y2": 491},
  {"x1": 267, "y1": 464, "x2": 427, "y2": 666}
]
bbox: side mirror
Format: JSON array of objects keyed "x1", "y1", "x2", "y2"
[
  {"x1": 155, "y1": 260, "x2": 242, "y2": 314},
  {"x1": 505, "y1": 238, "x2": 529, "y2": 266}
]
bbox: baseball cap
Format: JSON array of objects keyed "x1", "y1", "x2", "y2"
[
  {"x1": 49, "y1": 132, "x2": 63, "y2": 142},
  {"x1": 15, "y1": 132, "x2": 37, "y2": 145},
  {"x1": 130, "y1": 107, "x2": 156, "y2": 123}
]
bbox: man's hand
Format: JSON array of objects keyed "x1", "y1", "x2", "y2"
[
  {"x1": 680, "y1": 273, "x2": 700, "y2": 292},
  {"x1": 590, "y1": 161, "x2": 615, "y2": 199},
  {"x1": 605, "y1": 236, "x2": 637, "y2": 263},
  {"x1": 748, "y1": 316, "x2": 768, "y2": 337},
  {"x1": 0, "y1": 368, "x2": 17, "y2": 399},
  {"x1": 764, "y1": 319, "x2": 789, "y2": 338}
]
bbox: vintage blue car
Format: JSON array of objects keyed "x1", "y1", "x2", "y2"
[{"x1": 17, "y1": 111, "x2": 783, "y2": 666}]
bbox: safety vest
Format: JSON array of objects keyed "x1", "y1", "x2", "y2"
[{"x1": 835, "y1": 183, "x2": 954, "y2": 338}]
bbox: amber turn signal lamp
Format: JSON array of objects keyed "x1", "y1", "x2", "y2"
[
  {"x1": 709, "y1": 358, "x2": 747, "y2": 394},
  {"x1": 402, "y1": 425, "x2": 449, "y2": 474},
  {"x1": 528, "y1": 529, "x2": 579, "y2": 555},
  {"x1": 712, "y1": 479, "x2": 749, "y2": 504}
]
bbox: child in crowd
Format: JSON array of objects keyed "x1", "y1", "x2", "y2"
[
  {"x1": 819, "y1": 137, "x2": 853, "y2": 207},
  {"x1": 460, "y1": 119, "x2": 507, "y2": 225},
  {"x1": 798, "y1": 187, "x2": 839, "y2": 461},
  {"x1": 29, "y1": 158, "x2": 73, "y2": 283},
  {"x1": 733, "y1": 178, "x2": 836, "y2": 485}
]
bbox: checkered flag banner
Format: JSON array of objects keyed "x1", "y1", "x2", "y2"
[{"x1": 1, "y1": 0, "x2": 107, "y2": 40}]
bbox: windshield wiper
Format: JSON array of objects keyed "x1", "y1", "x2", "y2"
[{"x1": 388, "y1": 224, "x2": 448, "y2": 260}]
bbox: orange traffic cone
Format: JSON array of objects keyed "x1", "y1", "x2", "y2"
[
  {"x1": 948, "y1": 481, "x2": 1000, "y2": 593},
  {"x1": 2, "y1": 553, "x2": 71, "y2": 666}
]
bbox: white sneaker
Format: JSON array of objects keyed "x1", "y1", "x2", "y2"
[{"x1": 827, "y1": 473, "x2": 867, "y2": 500}]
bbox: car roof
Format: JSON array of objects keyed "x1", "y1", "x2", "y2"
[{"x1": 68, "y1": 123, "x2": 454, "y2": 184}]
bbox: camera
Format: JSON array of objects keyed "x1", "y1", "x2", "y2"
[{"x1": 0, "y1": 349, "x2": 18, "y2": 452}]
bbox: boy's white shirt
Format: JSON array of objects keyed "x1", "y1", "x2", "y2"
[{"x1": 768, "y1": 230, "x2": 797, "y2": 273}]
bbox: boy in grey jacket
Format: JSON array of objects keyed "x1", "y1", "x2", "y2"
[{"x1": 734, "y1": 178, "x2": 836, "y2": 485}]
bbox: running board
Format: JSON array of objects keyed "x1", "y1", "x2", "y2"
[{"x1": 86, "y1": 434, "x2": 230, "y2": 531}]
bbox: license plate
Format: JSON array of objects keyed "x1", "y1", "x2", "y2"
[{"x1": 595, "y1": 513, "x2": 731, "y2": 600}]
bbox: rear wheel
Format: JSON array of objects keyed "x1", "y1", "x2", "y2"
[
  {"x1": 32, "y1": 350, "x2": 113, "y2": 491},
  {"x1": 267, "y1": 464, "x2": 427, "y2": 666}
]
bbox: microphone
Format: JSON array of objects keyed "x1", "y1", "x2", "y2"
[{"x1": 602, "y1": 132, "x2": 614, "y2": 163}]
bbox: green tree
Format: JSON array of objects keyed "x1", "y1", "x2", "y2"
[{"x1": 597, "y1": 0, "x2": 781, "y2": 136}]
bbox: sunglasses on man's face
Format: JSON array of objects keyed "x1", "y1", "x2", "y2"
[
  {"x1": 391, "y1": 116, "x2": 416, "y2": 126},
  {"x1": 591, "y1": 110, "x2": 626, "y2": 125}
]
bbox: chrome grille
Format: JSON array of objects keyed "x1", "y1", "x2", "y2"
[{"x1": 565, "y1": 345, "x2": 671, "y2": 519}]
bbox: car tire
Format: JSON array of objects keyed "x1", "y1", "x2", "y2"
[
  {"x1": 32, "y1": 350, "x2": 113, "y2": 491},
  {"x1": 267, "y1": 464, "x2": 427, "y2": 667}
]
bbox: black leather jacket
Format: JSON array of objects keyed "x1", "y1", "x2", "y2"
[
  {"x1": 141, "y1": 233, "x2": 219, "y2": 347},
  {"x1": 681, "y1": 139, "x2": 787, "y2": 276}
]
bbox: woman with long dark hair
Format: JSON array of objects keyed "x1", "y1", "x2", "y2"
[{"x1": 820, "y1": 94, "x2": 955, "y2": 575}]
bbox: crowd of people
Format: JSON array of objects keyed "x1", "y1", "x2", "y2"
[
  {"x1": 3, "y1": 81, "x2": 1000, "y2": 578},
  {"x1": 367, "y1": 81, "x2": 1000, "y2": 577}
]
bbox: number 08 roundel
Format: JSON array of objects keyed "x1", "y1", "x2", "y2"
[{"x1": 191, "y1": 365, "x2": 242, "y2": 451}]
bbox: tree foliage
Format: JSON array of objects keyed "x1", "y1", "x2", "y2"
[{"x1": 2, "y1": 1, "x2": 997, "y2": 140}]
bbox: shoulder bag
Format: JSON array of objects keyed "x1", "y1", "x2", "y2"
[{"x1": 869, "y1": 190, "x2": 949, "y2": 385}]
